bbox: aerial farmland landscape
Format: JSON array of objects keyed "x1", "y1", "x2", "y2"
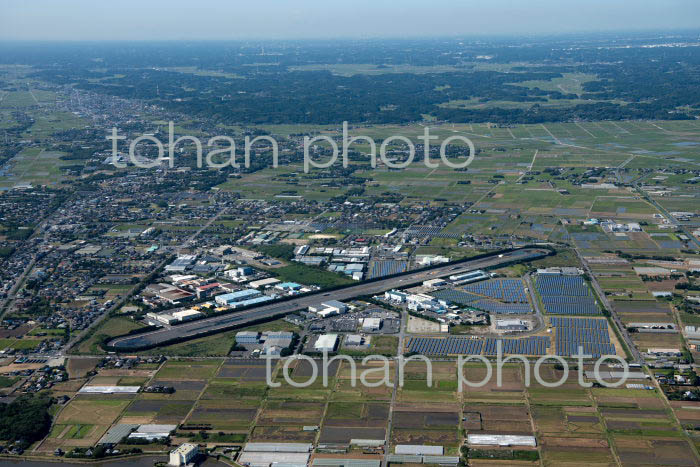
[{"x1": 1, "y1": 1, "x2": 700, "y2": 466}]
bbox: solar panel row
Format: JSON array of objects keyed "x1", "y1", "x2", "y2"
[
  {"x1": 463, "y1": 278, "x2": 529, "y2": 303},
  {"x1": 405, "y1": 336, "x2": 552, "y2": 356},
  {"x1": 537, "y1": 275, "x2": 590, "y2": 296},
  {"x1": 550, "y1": 317, "x2": 616, "y2": 357},
  {"x1": 406, "y1": 337, "x2": 483, "y2": 355},
  {"x1": 535, "y1": 274, "x2": 601, "y2": 315},
  {"x1": 367, "y1": 260, "x2": 408, "y2": 279},
  {"x1": 404, "y1": 226, "x2": 443, "y2": 237},
  {"x1": 544, "y1": 302, "x2": 600, "y2": 315},
  {"x1": 483, "y1": 336, "x2": 550, "y2": 356},
  {"x1": 432, "y1": 288, "x2": 533, "y2": 314},
  {"x1": 431, "y1": 289, "x2": 480, "y2": 306},
  {"x1": 472, "y1": 299, "x2": 532, "y2": 314}
]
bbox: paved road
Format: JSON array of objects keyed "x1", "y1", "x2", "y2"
[
  {"x1": 523, "y1": 273, "x2": 546, "y2": 334},
  {"x1": 383, "y1": 309, "x2": 408, "y2": 467},
  {"x1": 67, "y1": 206, "x2": 229, "y2": 353},
  {"x1": 573, "y1": 248, "x2": 643, "y2": 364},
  {"x1": 0, "y1": 218, "x2": 51, "y2": 318},
  {"x1": 633, "y1": 185, "x2": 700, "y2": 250},
  {"x1": 108, "y1": 247, "x2": 550, "y2": 351}
]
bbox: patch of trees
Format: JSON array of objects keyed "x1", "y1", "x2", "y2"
[{"x1": 0, "y1": 394, "x2": 52, "y2": 448}]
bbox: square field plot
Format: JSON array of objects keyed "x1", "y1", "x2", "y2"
[
  {"x1": 324, "y1": 402, "x2": 389, "y2": 427},
  {"x1": 390, "y1": 428, "x2": 459, "y2": 449},
  {"x1": 201, "y1": 379, "x2": 268, "y2": 401},
  {"x1": 465, "y1": 404, "x2": 533, "y2": 435},
  {"x1": 257, "y1": 400, "x2": 325, "y2": 426},
  {"x1": 540, "y1": 436, "x2": 615, "y2": 466},
  {"x1": 319, "y1": 426, "x2": 386, "y2": 444},
  {"x1": 148, "y1": 379, "x2": 206, "y2": 400},
  {"x1": 528, "y1": 387, "x2": 592, "y2": 407},
  {"x1": 121, "y1": 398, "x2": 194, "y2": 424},
  {"x1": 613, "y1": 437, "x2": 699, "y2": 467},
  {"x1": 591, "y1": 387, "x2": 665, "y2": 409},
  {"x1": 250, "y1": 425, "x2": 317, "y2": 443},
  {"x1": 41, "y1": 424, "x2": 111, "y2": 451},
  {"x1": 155, "y1": 359, "x2": 221, "y2": 379},
  {"x1": 392, "y1": 408, "x2": 459, "y2": 430},
  {"x1": 461, "y1": 363, "x2": 526, "y2": 403},
  {"x1": 218, "y1": 359, "x2": 270, "y2": 380},
  {"x1": 56, "y1": 398, "x2": 131, "y2": 426},
  {"x1": 185, "y1": 400, "x2": 258, "y2": 430},
  {"x1": 333, "y1": 378, "x2": 394, "y2": 401},
  {"x1": 533, "y1": 406, "x2": 603, "y2": 435}
]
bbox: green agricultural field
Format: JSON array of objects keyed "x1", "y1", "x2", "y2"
[
  {"x1": 57, "y1": 399, "x2": 131, "y2": 426},
  {"x1": 0, "y1": 148, "x2": 73, "y2": 189},
  {"x1": 75, "y1": 316, "x2": 147, "y2": 355},
  {"x1": 144, "y1": 329, "x2": 239, "y2": 357},
  {"x1": 155, "y1": 359, "x2": 222, "y2": 380},
  {"x1": 0, "y1": 338, "x2": 41, "y2": 350}
]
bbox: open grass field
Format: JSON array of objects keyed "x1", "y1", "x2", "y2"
[
  {"x1": 75, "y1": 316, "x2": 147, "y2": 354},
  {"x1": 155, "y1": 359, "x2": 222, "y2": 380},
  {"x1": 185, "y1": 399, "x2": 259, "y2": 430},
  {"x1": 0, "y1": 147, "x2": 74, "y2": 189},
  {"x1": 215, "y1": 120, "x2": 700, "y2": 216},
  {"x1": 32, "y1": 350, "x2": 700, "y2": 462},
  {"x1": 57, "y1": 398, "x2": 131, "y2": 426}
]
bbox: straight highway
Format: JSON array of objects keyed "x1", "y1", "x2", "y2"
[{"x1": 107, "y1": 247, "x2": 549, "y2": 351}]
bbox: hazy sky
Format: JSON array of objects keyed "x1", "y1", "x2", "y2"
[{"x1": 2, "y1": 0, "x2": 700, "y2": 40}]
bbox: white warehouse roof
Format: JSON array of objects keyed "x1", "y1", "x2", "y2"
[
  {"x1": 467, "y1": 434, "x2": 537, "y2": 447},
  {"x1": 243, "y1": 443, "x2": 312, "y2": 452},
  {"x1": 395, "y1": 445, "x2": 444, "y2": 455},
  {"x1": 249, "y1": 277, "x2": 281, "y2": 288},
  {"x1": 239, "y1": 452, "x2": 309, "y2": 467},
  {"x1": 314, "y1": 334, "x2": 339, "y2": 351},
  {"x1": 79, "y1": 386, "x2": 140, "y2": 394}
]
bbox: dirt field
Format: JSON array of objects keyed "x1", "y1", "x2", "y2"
[
  {"x1": 407, "y1": 315, "x2": 441, "y2": 333},
  {"x1": 250, "y1": 425, "x2": 317, "y2": 442},
  {"x1": 123, "y1": 398, "x2": 194, "y2": 423},
  {"x1": 66, "y1": 357, "x2": 100, "y2": 379},
  {"x1": 324, "y1": 402, "x2": 390, "y2": 428},
  {"x1": 258, "y1": 400, "x2": 325, "y2": 426},
  {"x1": 186, "y1": 400, "x2": 258, "y2": 430},
  {"x1": 155, "y1": 359, "x2": 222, "y2": 379},
  {"x1": 319, "y1": 426, "x2": 386, "y2": 443},
  {"x1": 56, "y1": 398, "x2": 131, "y2": 426},
  {"x1": 393, "y1": 410, "x2": 458, "y2": 430},
  {"x1": 613, "y1": 437, "x2": 698, "y2": 467},
  {"x1": 391, "y1": 428, "x2": 458, "y2": 447}
]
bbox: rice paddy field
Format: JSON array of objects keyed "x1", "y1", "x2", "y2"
[
  {"x1": 36, "y1": 354, "x2": 700, "y2": 464},
  {"x1": 214, "y1": 119, "x2": 700, "y2": 217}
]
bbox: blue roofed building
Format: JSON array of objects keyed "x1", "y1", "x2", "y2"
[{"x1": 215, "y1": 288, "x2": 262, "y2": 306}]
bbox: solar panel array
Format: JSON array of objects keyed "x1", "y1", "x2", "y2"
[
  {"x1": 550, "y1": 317, "x2": 615, "y2": 357},
  {"x1": 432, "y1": 289, "x2": 480, "y2": 306},
  {"x1": 535, "y1": 274, "x2": 600, "y2": 315},
  {"x1": 406, "y1": 337, "x2": 483, "y2": 356},
  {"x1": 484, "y1": 336, "x2": 550, "y2": 356},
  {"x1": 367, "y1": 260, "x2": 408, "y2": 279},
  {"x1": 432, "y1": 283, "x2": 533, "y2": 314},
  {"x1": 463, "y1": 279, "x2": 529, "y2": 303},
  {"x1": 432, "y1": 231, "x2": 463, "y2": 239},
  {"x1": 405, "y1": 336, "x2": 551, "y2": 356},
  {"x1": 471, "y1": 299, "x2": 532, "y2": 314},
  {"x1": 404, "y1": 226, "x2": 443, "y2": 237}
]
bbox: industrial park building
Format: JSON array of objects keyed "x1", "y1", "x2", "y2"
[
  {"x1": 314, "y1": 334, "x2": 339, "y2": 352},
  {"x1": 169, "y1": 443, "x2": 198, "y2": 466}
]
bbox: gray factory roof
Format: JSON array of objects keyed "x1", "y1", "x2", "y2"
[
  {"x1": 243, "y1": 442, "x2": 312, "y2": 453},
  {"x1": 98, "y1": 424, "x2": 138, "y2": 445}
]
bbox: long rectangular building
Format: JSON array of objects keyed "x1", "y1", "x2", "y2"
[{"x1": 467, "y1": 434, "x2": 537, "y2": 447}]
